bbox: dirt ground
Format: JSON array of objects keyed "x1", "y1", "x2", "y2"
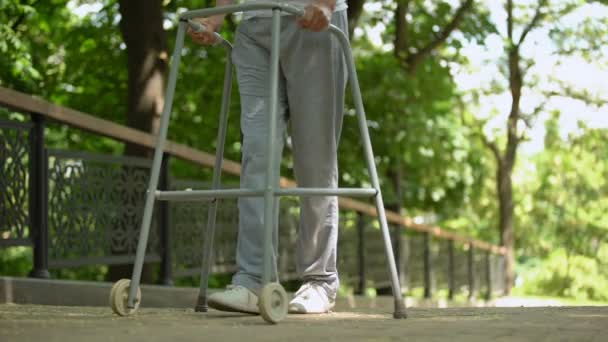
[{"x1": 1, "y1": 304, "x2": 607, "y2": 342}]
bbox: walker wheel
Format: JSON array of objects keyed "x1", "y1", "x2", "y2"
[
  {"x1": 259, "y1": 282, "x2": 288, "y2": 324},
  {"x1": 110, "y1": 279, "x2": 141, "y2": 316}
]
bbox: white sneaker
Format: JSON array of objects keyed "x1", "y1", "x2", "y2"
[
  {"x1": 288, "y1": 282, "x2": 335, "y2": 314},
  {"x1": 208, "y1": 285, "x2": 260, "y2": 314}
]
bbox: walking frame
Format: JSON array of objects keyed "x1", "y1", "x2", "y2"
[{"x1": 109, "y1": 2, "x2": 408, "y2": 324}]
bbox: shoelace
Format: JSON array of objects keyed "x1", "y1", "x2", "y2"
[
  {"x1": 295, "y1": 282, "x2": 327, "y2": 300},
  {"x1": 224, "y1": 284, "x2": 245, "y2": 293}
]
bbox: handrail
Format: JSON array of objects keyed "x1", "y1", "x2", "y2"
[{"x1": 0, "y1": 86, "x2": 506, "y2": 255}]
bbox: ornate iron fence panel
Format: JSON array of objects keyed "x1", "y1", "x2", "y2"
[
  {"x1": 433, "y1": 238, "x2": 450, "y2": 294},
  {"x1": 453, "y1": 244, "x2": 470, "y2": 295},
  {"x1": 277, "y1": 197, "x2": 299, "y2": 280},
  {"x1": 336, "y1": 211, "x2": 359, "y2": 287},
  {"x1": 47, "y1": 150, "x2": 159, "y2": 267},
  {"x1": 474, "y1": 249, "x2": 487, "y2": 298},
  {"x1": 0, "y1": 120, "x2": 33, "y2": 247},
  {"x1": 491, "y1": 253, "x2": 505, "y2": 295},
  {"x1": 169, "y1": 179, "x2": 239, "y2": 277},
  {"x1": 406, "y1": 234, "x2": 425, "y2": 290},
  {"x1": 169, "y1": 181, "x2": 301, "y2": 281}
]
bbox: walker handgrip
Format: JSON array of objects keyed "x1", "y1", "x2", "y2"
[
  {"x1": 187, "y1": 19, "x2": 207, "y2": 33},
  {"x1": 185, "y1": 19, "x2": 232, "y2": 48}
]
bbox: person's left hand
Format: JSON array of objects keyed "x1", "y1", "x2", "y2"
[{"x1": 297, "y1": 0, "x2": 335, "y2": 32}]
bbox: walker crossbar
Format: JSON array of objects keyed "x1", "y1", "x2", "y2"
[{"x1": 154, "y1": 187, "x2": 378, "y2": 201}]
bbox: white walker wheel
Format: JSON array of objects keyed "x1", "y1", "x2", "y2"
[
  {"x1": 110, "y1": 278, "x2": 141, "y2": 316},
  {"x1": 259, "y1": 283, "x2": 288, "y2": 324}
]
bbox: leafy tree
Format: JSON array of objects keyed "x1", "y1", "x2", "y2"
[
  {"x1": 464, "y1": 0, "x2": 608, "y2": 293},
  {"x1": 515, "y1": 113, "x2": 608, "y2": 300},
  {"x1": 522, "y1": 113, "x2": 608, "y2": 259},
  {"x1": 340, "y1": 1, "x2": 496, "y2": 226}
]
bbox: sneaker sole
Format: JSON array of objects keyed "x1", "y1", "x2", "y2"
[
  {"x1": 288, "y1": 302, "x2": 335, "y2": 314},
  {"x1": 208, "y1": 299, "x2": 260, "y2": 315}
]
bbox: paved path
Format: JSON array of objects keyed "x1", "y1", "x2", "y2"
[{"x1": 1, "y1": 304, "x2": 607, "y2": 341}]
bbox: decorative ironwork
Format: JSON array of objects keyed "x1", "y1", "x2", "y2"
[
  {"x1": 474, "y1": 248, "x2": 487, "y2": 297},
  {"x1": 169, "y1": 180, "x2": 240, "y2": 276},
  {"x1": 490, "y1": 253, "x2": 505, "y2": 294},
  {"x1": 433, "y1": 239, "x2": 450, "y2": 292},
  {"x1": 169, "y1": 182, "x2": 300, "y2": 279},
  {"x1": 47, "y1": 150, "x2": 159, "y2": 265},
  {"x1": 0, "y1": 120, "x2": 32, "y2": 246},
  {"x1": 170, "y1": 202, "x2": 206, "y2": 273},
  {"x1": 277, "y1": 197, "x2": 299, "y2": 279},
  {"x1": 336, "y1": 211, "x2": 359, "y2": 284},
  {"x1": 452, "y1": 245, "x2": 469, "y2": 295}
]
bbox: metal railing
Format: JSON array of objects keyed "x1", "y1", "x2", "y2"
[{"x1": 0, "y1": 86, "x2": 506, "y2": 299}]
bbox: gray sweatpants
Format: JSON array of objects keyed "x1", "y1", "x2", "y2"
[{"x1": 230, "y1": 11, "x2": 348, "y2": 299}]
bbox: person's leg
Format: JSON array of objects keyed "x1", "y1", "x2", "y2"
[
  {"x1": 231, "y1": 18, "x2": 289, "y2": 294},
  {"x1": 208, "y1": 18, "x2": 287, "y2": 314},
  {"x1": 281, "y1": 11, "x2": 349, "y2": 303}
]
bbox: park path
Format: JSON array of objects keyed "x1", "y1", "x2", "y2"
[{"x1": 1, "y1": 304, "x2": 607, "y2": 341}]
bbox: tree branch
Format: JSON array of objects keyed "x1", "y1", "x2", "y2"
[
  {"x1": 484, "y1": 135, "x2": 503, "y2": 163},
  {"x1": 347, "y1": 0, "x2": 367, "y2": 38},
  {"x1": 394, "y1": 0, "x2": 411, "y2": 58},
  {"x1": 507, "y1": 0, "x2": 513, "y2": 42},
  {"x1": 519, "y1": 99, "x2": 548, "y2": 129},
  {"x1": 517, "y1": 0, "x2": 548, "y2": 47},
  {"x1": 415, "y1": 0, "x2": 474, "y2": 56},
  {"x1": 459, "y1": 103, "x2": 503, "y2": 163},
  {"x1": 545, "y1": 89, "x2": 608, "y2": 108},
  {"x1": 10, "y1": 0, "x2": 40, "y2": 31},
  {"x1": 398, "y1": 0, "x2": 474, "y2": 73}
]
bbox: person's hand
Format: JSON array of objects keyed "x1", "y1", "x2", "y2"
[
  {"x1": 187, "y1": 15, "x2": 224, "y2": 45},
  {"x1": 298, "y1": 0, "x2": 335, "y2": 32}
]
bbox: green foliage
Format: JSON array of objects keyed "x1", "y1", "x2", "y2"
[
  {"x1": 342, "y1": 0, "x2": 497, "y2": 219},
  {"x1": 517, "y1": 248, "x2": 608, "y2": 301},
  {"x1": 0, "y1": 0, "x2": 42, "y2": 91},
  {"x1": 0, "y1": 247, "x2": 32, "y2": 277},
  {"x1": 350, "y1": 50, "x2": 482, "y2": 214},
  {"x1": 518, "y1": 114, "x2": 608, "y2": 258}
]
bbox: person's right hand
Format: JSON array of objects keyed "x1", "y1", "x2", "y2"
[
  {"x1": 187, "y1": 15, "x2": 224, "y2": 45},
  {"x1": 298, "y1": 0, "x2": 335, "y2": 32}
]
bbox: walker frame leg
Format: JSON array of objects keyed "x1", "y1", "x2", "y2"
[
  {"x1": 329, "y1": 26, "x2": 408, "y2": 319},
  {"x1": 195, "y1": 43, "x2": 234, "y2": 312},
  {"x1": 126, "y1": 21, "x2": 188, "y2": 309},
  {"x1": 261, "y1": 9, "x2": 282, "y2": 286}
]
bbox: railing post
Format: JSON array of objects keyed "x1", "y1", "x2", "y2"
[
  {"x1": 28, "y1": 113, "x2": 50, "y2": 279},
  {"x1": 485, "y1": 251, "x2": 492, "y2": 300},
  {"x1": 356, "y1": 212, "x2": 366, "y2": 295},
  {"x1": 158, "y1": 153, "x2": 173, "y2": 285},
  {"x1": 392, "y1": 222, "x2": 401, "y2": 279},
  {"x1": 423, "y1": 232, "x2": 432, "y2": 299},
  {"x1": 447, "y1": 239, "x2": 455, "y2": 301},
  {"x1": 467, "y1": 243, "x2": 475, "y2": 300},
  {"x1": 387, "y1": 203, "x2": 407, "y2": 293},
  {"x1": 400, "y1": 234, "x2": 410, "y2": 293}
]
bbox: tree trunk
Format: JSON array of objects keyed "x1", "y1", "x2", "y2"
[
  {"x1": 496, "y1": 9, "x2": 524, "y2": 293},
  {"x1": 388, "y1": 161, "x2": 408, "y2": 290},
  {"x1": 120, "y1": 0, "x2": 167, "y2": 155},
  {"x1": 346, "y1": 0, "x2": 366, "y2": 38},
  {"x1": 496, "y1": 163, "x2": 515, "y2": 295},
  {"x1": 108, "y1": 0, "x2": 168, "y2": 283}
]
